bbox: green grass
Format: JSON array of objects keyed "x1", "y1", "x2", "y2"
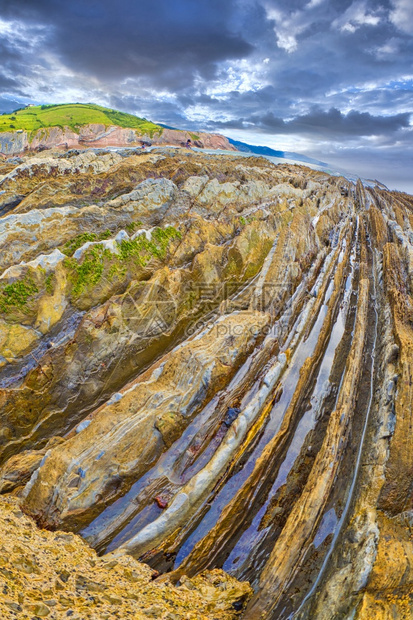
[
  {"x1": 45, "y1": 273, "x2": 55, "y2": 295},
  {"x1": 239, "y1": 215, "x2": 256, "y2": 226},
  {"x1": 125, "y1": 221, "x2": 143, "y2": 234},
  {"x1": 62, "y1": 230, "x2": 112, "y2": 257},
  {"x1": 64, "y1": 226, "x2": 182, "y2": 297},
  {"x1": 0, "y1": 103, "x2": 163, "y2": 137},
  {"x1": 64, "y1": 245, "x2": 112, "y2": 297},
  {"x1": 118, "y1": 227, "x2": 182, "y2": 264},
  {"x1": 0, "y1": 278, "x2": 38, "y2": 314}
]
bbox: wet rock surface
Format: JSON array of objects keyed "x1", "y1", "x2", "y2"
[{"x1": 0, "y1": 147, "x2": 413, "y2": 618}]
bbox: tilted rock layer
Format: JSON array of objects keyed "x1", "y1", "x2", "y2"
[{"x1": 0, "y1": 146, "x2": 413, "y2": 618}]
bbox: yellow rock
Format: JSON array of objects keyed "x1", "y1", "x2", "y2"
[
  {"x1": 35, "y1": 264, "x2": 68, "y2": 334},
  {"x1": 0, "y1": 319, "x2": 39, "y2": 360},
  {"x1": 0, "y1": 495, "x2": 251, "y2": 619}
]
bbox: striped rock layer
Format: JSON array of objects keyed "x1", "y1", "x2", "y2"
[{"x1": 0, "y1": 147, "x2": 412, "y2": 618}]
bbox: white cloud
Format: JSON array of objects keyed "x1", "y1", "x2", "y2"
[
  {"x1": 186, "y1": 103, "x2": 243, "y2": 124},
  {"x1": 0, "y1": 18, "x2": 47, "y2": 50},
  {"x1": 390, "y1": 0, "x2": 413, "y2": 34},
  {"x1": 222, "y1": 127, "x2": 314, "y2": 153},
  {"x1": 264, "y1": 6, "x2": 307, "y2": 53},
  {"x1": 332, "y1": 1, "x2": 382, "y2": 33},
  {"x1": 305, "y1": 0, "x2": 325, "y2": 9},
  {"x1": 204, "y1": 58, "x2": 270, "y2": 99},
  {"x1": 373, "y1": 37, "x2": 400, "y2": 59}
]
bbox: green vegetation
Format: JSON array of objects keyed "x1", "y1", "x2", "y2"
[
  {"x1": 125, "y1": 221, "x2": 143, "y2": 234},
  {"x1": 63, "y1": 230, "x2": 112, "y2": 257},
  {"x1": 65, "y1": 245, "x2": 112, "y2": 297},
  {"x1": 65, "y1": 226, "x2": 181, "y2": 297},
  {"x1": 189, "y1": 132, "x2": 200, "y2": 141},
  {"x1": 0, "y1": 103, "x2": 163, "y2": 137},
  {"x1": 118, "y1": 227, "x2": 182, "y2": 265},
  {"x1": 0, "y1": 278, "x2": 38, "y2": 313},
  {"x1": 225, "y1": 256, "x2": 240, "y2": 276},
  {"x1": 239, "y1": 215, "x2": 256, "y2": 227},
  {"x1": 45, "y1": 273, "x2": 55, "y2": 295}
]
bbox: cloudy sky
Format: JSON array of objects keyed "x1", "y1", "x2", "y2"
[{"x1": 0, "y1": 0, "x2": 412, "y2": 191}]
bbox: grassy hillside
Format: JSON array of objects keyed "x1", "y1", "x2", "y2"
[{"x1": 0, "y1": 103, "x2": 162, "y2": 136}]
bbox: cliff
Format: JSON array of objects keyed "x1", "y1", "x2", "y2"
[
  {"x1": 0, "y1": 146, "x2": 412, "y2": 618},
  {"x1": 0, "y1": 103, "x2": 236, "y2": 155}
]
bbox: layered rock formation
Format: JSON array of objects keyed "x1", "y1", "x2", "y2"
[
  {"x1": 0, "y1": 124, "x2": 235, "y2": 156},
  {"x1": 0, "y1": 146, "x2": 413, "y2": 618}
]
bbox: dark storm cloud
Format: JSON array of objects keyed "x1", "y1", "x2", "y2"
[
  {"x1": 0, "y1": 0, "x2": 253, "y2": 88},
  {"x1": 0, "y1": 0, "x2": 411, "y2": 107},
  {"x1": 0, "y1": 0, "x2": 412, "y2": 191},
  {"x1": 0, "y1": 73, "x2": 19, "y2": 91},
  {"x1": 0, "y1": 96, "x2": 22, "y2": 113},
  {"x1": 255, "y1": 108, "x2": 411, "y2": 137},
  {"x1": 205, "y1": 108, "x2": 411, "y2": 138},
  {"x1": 108, "y1": 93, "x2": 190, "y2": 127}
]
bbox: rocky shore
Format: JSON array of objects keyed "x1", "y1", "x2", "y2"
[
  {"x1": 0, "y1": 146, "x2": 412, "y2": 618},
  {"x1": 0, "y1": 494, "x2": 251, "y2": 619}
]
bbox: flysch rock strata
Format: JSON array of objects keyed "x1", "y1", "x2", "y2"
[{"x1": 0, "y1": 147, "x2": 412, "y2": 618}]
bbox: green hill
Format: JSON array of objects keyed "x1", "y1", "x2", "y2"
[{"x1": 0, "y1": 103, "x2": 162, "y2": 136}]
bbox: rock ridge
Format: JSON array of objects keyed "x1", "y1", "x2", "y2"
[{"x1": 0, "y1": 147, "x2": 412, "y2": 618}]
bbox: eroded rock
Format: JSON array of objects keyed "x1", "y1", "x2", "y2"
[
  {"x1": 0, "y1": 148, "x2": 411, "y2": 619},
  {"x1": 0, "y1": 494, "x2": 251, "y2": 619},
  {"x1": 22, "y1": 311, "x2": 270, "y2": 530}
]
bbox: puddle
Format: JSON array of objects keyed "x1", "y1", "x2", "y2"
[{"x1": 313, "y1": 507, "x2": 338, "y2": 549}]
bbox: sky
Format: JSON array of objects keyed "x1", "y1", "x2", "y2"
[{"x1": 0, "y1": 0, "x2": 412, "y2": 192}]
